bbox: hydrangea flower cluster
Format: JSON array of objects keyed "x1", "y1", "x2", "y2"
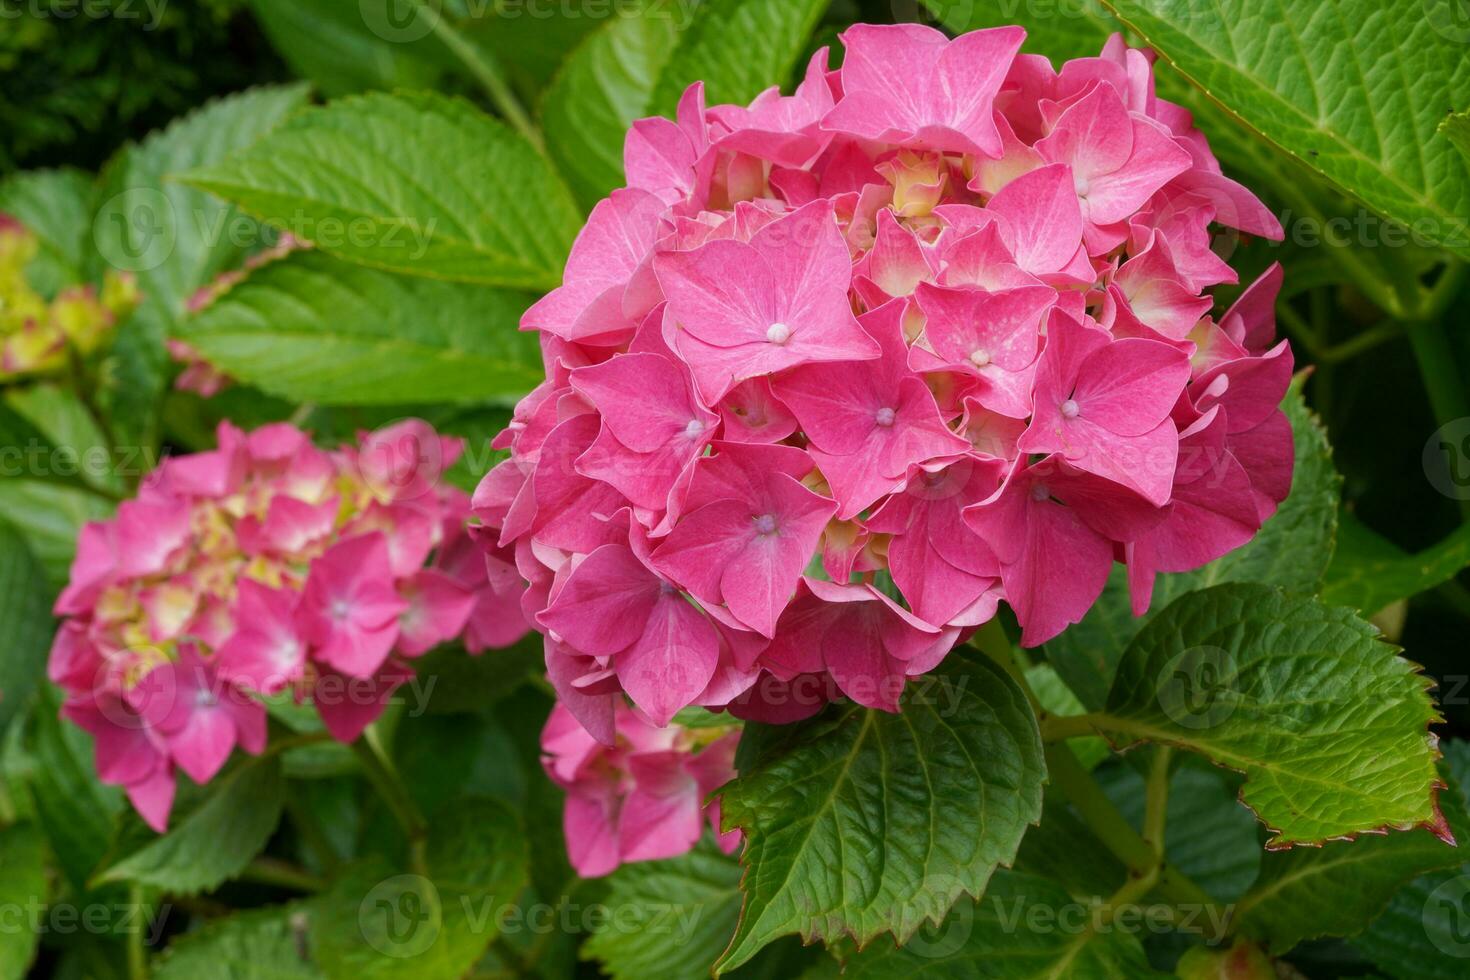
[
  {"x1": 49, "y1": 419, "x2": 528, "y2": 830},
  {"x1": 475, "y1": 24, "x2": 1293, "y2": 742},
  {"x1": 0, "y1": 213, "x2": 138, "y2": 380},
  {"x1": 541, "y1": 701, "x2": 739, "y2": 877}
]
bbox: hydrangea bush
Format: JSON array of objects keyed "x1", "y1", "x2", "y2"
[{"x1": 4, "y1": 3, "x2": 1469, "y2": 978}]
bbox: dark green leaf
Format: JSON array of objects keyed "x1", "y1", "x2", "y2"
[
  {"x1": 312, "y1": 797, "x2": 529, "y2": 979},
  {"x1": 0, "y1": 822, "x2": 46, "y2": 980},
  {"x1": 90, "y1": 83, "x2": 312, "y2": 448},
  {"x1": 154, "y1": 904, "x2": 321, "y2": 980},
  {"x1": 583, "y1": 837, "x2": 743, "y2": 980},
  {"x1": 0, "y1": 521, "x2": 53, "y2": 733},
  {"x1": 94, "y1": 756, "x2": 285, "y2": 895},
  {"x1": 715, "y1": 649, "x2": 1045, "y2": 972},
  {"x1": 1098, "y1": 0, "x2": 1470, "y2": 260},
  {"x1": 26, "y1": 684, "x2": 124, "y2": 890},
  {"x1": 178, "y1": 251, "x2": 541, "y2": 405},
  {"x1": 1099, "y1": 585, "x2": 1441, "y2": 845},
  {"x1": 804, "y1": 871, "x2": 1167, "y2": 978},
  {"x1": 183, "y1": 92, "x2": 580, "y2": 290},
  {"x1": 1323, "y1": 513, "x2": 1470, "y2": 615}
]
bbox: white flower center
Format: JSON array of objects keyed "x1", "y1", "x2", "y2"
[
  {"x1": 683, "y1": 418, "x2": 705, "y2": 438},
  {"x1": 1074, "y1": 175, "x2": 1091, "y2": 197},
  {"x1": 753, "y1": 513, "x2": 778, "y2": 535},
  {"x1": 875, "y1": 407, "x2": 897, "y2": 427},
  {"x1": 1060, "y1": 399, "x2": 1080, "y2": 419},
  {"x1": 969, "y1": 347, "x2": 991, "y2": 368},
  {"x1": 766, "y1": 322, "x2": 791, "y2": 345},
  {"x1": 1031, "y1": 483, "x2": 1051, "y2": 502}
]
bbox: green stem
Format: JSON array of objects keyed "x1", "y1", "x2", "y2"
[
  {"x1": 1142, "y1": 748, "x2": 1172, "y2": 858},
  {"x1": 1423, "y1": 262, "x2": 1467, "y2": 321},
  {"x1": 1040, "y1": 712, "x2": 1104, "y2": 743},
  {"x1": 1270, "y1": 181, "x2": 1407, "y2": 317},
  {"x1": 971, "y1": 619, "x2": 1039, "y2": 710},
  {"x1": 352, "y1": 727, "x2": 429, "y2": 874},
  {"x1": 1044, "y1": 744, "x2": 1219, "y2": 913},
  {"x1": 414, "y1": 1, "x2": 543, "y2": 152},
  {"x1": 238, "y1": 857, "x2": 325, "y2": 893},
  {"x1": 126, "y1": 884, "x2": 148, "y2": 980}
]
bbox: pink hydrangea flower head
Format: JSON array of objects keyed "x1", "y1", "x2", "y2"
[
  {"x1": 478, "y1": 25, "x2": 1293, "y2": 761},
  {"x1": 49, "y1": 419, "x2": 528, "y2": 829}
]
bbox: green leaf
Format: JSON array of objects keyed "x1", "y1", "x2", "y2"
[
  {"x1": 1012, "y1": 791, "x2": 1128, "y2": 899},
  {"x1": 1352, "y1": 740, "x2": 1470, "y2": 977},
  {"x1": 312, "y1": 797, "x2": 529, "y2": 979},
  {"x1": 1233, "y1": 760, "x2": 1468, "y2": 952},
  {"x1": 804, "y1": 871, "x2": 1167, "y2": 978},
  {"x1": 94, "y1": 756, "x2": 285, "y2": 895},
  {"x1": 4, "y1": 383, "x2": 125, "y2": 495},
  {"x1": 583, "y1": 837, "x2": 743, "y2": 980},
  {"x1": 1097, "y1": 0, "x2": 1470, "y2": 260},
  {"x1": 154, "y1": 904, "x2": 321, "y2": 980},
  {"x1": 919, "y1": 0, "x2": 1118, "y2": 62},
  {"x1": 1047, "y1": 389, "x2": 1338, "y2": 710},
  {"x1": 1097, "y1": 584, "x2": 1441, "y2": 846},
  {"x1": 1323, "y1": 513, "x2": 1470, "y2": 614},
  {"x1": 1445, "y1": 110, "x2": 1470, "y2": 167},
  {"x1": 0, "y1": 521, "x2": 54, "y2": 732},
  {"x1": 183, "y1": 91, "x2": 580, "y2": 290},
  {"x1": 462, "y1": 0, "x2": 605, "y2": 94},
  {"x1": 648, "y1": 0, "x2": 831, "y2": 114},
  {"x1": 178, "y1": 251, "x2": 541, "y2": 405},
  {"x1": 0, "y1": 167, "x2": 96, "y2": 296},
  {"x1": 26, "y1": 684, "x2": 124, "y2": 891},
  {"x1": 715, "y1": 650, "x2": 1045, "y2": 973},
  {"x1": 90, "y1": 83, "x2": 312, "y2": 448},
  {"x1": 0, "y1": 822, "x2": 46, "y2": 980},
  {"x1": 540, "y1": 0, "x2": 683, "y2": 207},
  {"x1": 248, "y1": 0, "x2": 453, "y2": 97},
  {"x1": 542, "y1": 0, "x2": 830, "y2": 207},
  {"x1": 0, "y1": 481, "x2": 112, "y2": 590}
]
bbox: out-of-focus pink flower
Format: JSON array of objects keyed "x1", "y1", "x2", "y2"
[{"x1": 49, "y1": 419, "x2": 529, "y2": 830}]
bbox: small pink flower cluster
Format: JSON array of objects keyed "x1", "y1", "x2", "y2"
[
  {"x1": 475, "y1": 24, "x2": 1294, "y2": 743},
  {"x1": 541, "y1": 701, "x2": 739, "y2": 877},
  {"x1": 49, "y1": 419, "x2": 528, "y2": 829}
]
